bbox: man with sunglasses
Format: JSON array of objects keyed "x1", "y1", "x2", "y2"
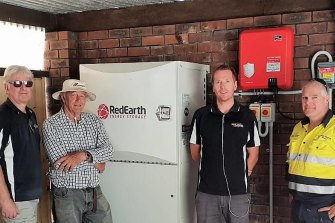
[
  {"x1": 0, "y1": 65, "x2": 41, "y2": 222},
  {"x1": 287, "y1": 79, "x2": 335, "y2": 223}
]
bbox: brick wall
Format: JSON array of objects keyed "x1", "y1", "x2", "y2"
[{"x1": 44, "y1": 9, "x2": 335, "y2": 222}]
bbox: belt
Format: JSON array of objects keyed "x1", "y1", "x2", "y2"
[{"x1": 86, "y1": 186, "x2": 98, "y2": 213}]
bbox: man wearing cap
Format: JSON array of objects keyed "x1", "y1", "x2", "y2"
[
  {"x1": 42, "y1": 79, "x2": 113, "y2": 223},
  {"x1": 0, "y1": 65, "x2": 42, "y2": 222}
]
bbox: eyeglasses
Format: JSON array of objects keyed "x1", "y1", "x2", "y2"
[{"x1": 8, "y1": 80, "x2": 33, "y2": 88}]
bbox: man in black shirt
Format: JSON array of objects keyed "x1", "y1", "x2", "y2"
[
  {"x1": 190, "y1": 64, "x2": 260, "y2": 223},
  {"x1": 0, "y1": 65, "x2": 41, "y2": 222}
]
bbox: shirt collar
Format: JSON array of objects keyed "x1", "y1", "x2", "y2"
[
  {"x1": 59, "y1": 107, "x2": 85, "y2": 124},
  {"x1": 301, "y1": 109, "x2": 333, "y2": 127},
  {"x1": 5, "y1": 98, "x2": 32, "y2": 115},
  {"x1": 211, "y1": 100, "x2": 240, "y2": 115}
]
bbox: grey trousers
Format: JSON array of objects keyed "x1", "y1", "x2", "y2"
[
  {"x1": 195, "y1": 191, "x2": 250, "y2": 223},
  {"x1": 52, "y1": 185, "x2": 113, "y2": 223}
]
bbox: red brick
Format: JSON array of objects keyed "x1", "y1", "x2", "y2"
[
  {"x1": 120, "y1": 37, "x2": 141, "y2": 47},
  {"x1": 153, "y1": 25, "x2": 175, "y2": 35},
  {"x1": 44, "y1": 50, "x2": 58, "y2": 59},
  {"x1": 227, "y1": 17, "x2": 253, "y2": 29},
  {"x1": 120, "y1": 57, "x2": 141, "y2": 63},
  {"x1": 309, "y1": 33, "x2": 335, "y2": 45},
  {"x1": 213, "y1": 30, "x2": 238, "y2": 41},
  {"x1": 150, "y1": 45, "x2": 173, "y2": 55},
  {"x1": 222, "y1": 40, "x2": 239, "y2": 51},
  {"x1": 100, "y1": 58, "x2": 120, "y2": 63},
  {"x1": 294, "y1": 69, "x2": 311, "y2": 81},
  {"x1": 87, "y1": 50, "x2": 100, "y2": 58},
  {"x1": 45, "y1": 32, "x2": 58, "y2": 41},
  {"x1": 78, "y1": 40, "x2": 98, "y2": 49},
  {"x1": 254, "y1": 15, "x2": 281, "y2": 27},
  {"x1": 50, "y1": 40, "x2": 69, "y2": 50},
  {"x1": 198, "y1": 41, "x2": 224, "y2": 53},
  {"x1": 78, "y1": 50, "x2": 87, "y2": 58},
  {"x1": 200, "y1": 20, "x2": 226, "y2": 31},
  {"x1": 295, "y1": 45, "x2": 325, "y2": 57},
  {"x1": 59, "y1": 49, "x2": 77, "y2": 59},
  {"x1": 58, "y1": 31, "x2": 77, "y2": 40},
  {"x1": 78, "y1": 32, "x2": 88, "y2": 40},
  {"x1": 130, "y1": 27, "x2": 152, "y2": 37},
  {"x1": 141, "y1": 55, "x2": 165, "y2": 62},
  {"x1": 79, "y1": 58, "x2": 100, "y2": 64},
  {"x1": 187, "y1": 53, "x2": 211, "y2": 63},
  {"x1": 48, "y1": 68, "x2": 60, "y2": 78},
  {"x1": 189, "y1": 32, "x2": 212, "y2": 43},
  {"x1": 328, "y1": 21, "x2": 335, "y2": 32},
  {"x1": 212, "y1": 52, "x2": 237, "y2": 62},
  {"x1": 44, "y1": 41, "x2": 50, "y2": 51},
  {"x1": 313, "y1": 10, "x2": 335, "y2": 22},
  {"x1": 50, "y1": 59, "x2": 69, "y2": 68},
  {"x1": 109, "y1": 29, "x2": 129, "y2": 38},
  {"x1": 176, "y1": 23, "x2": 200, "y2": 33},
  {"x1": 282, "y1": 12, "x2": 312, "y2": 24},
  {"x1": 87, "y1": 30, "x2": 108, "y2": 40},
  {"x1": 128, "y1": 47, "x2": 150, "y2": 56},
  {"x1": 44, "y1": 60, "x2": 50, "y2": 70},
  {"x1": 142, "y1": 36, "x2": 164, "y2": 46},
  {"x1": 99, "y1": 39, "x2": 119, "y2": 48},
  {"x1": 294, "y1": 58, "x2": 309, "y2": 69},
  {"x1": 165, "y1": 35, "x2": 178, "y2": 44},
  {"x1": 60, "y1": 68, "x2": 70, "y2": 77},
  {"x1": 174, "y1": 33, "x2": 189, "y2": 44},
  {"x1": 173, "y1": 44, "x2": 197, "y2": 54},
  {"x1": 99, "y1": 49, "x2": 108, "y2": 58},
  {"x1": 107, "y1": 48, "x2": 127, "y2": 57},
  {"x1": 296, "y1": 22, "x2": 327, "y2": 35},
  {"x1": 294, "y1": 35, "x2": 308, "y2": 46},
  {"x1": 326, "y1": 45, "x2": 335, "y2": 55}
]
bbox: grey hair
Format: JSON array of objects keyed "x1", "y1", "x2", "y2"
[{"x1": 3, "y1": 65, "x2": 34, "y2": 84}]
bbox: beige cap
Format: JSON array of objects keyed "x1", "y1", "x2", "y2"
[{"x1": 52, "y1": 79, "x2": 96, "y2": 101}]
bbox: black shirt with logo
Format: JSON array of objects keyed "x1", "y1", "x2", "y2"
[{"x1": 0, "y1": 99, "x2": 42, "y2": 201}]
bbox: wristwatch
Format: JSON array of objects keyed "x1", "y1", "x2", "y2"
[{"x1": 85, "y1": 151, "x2": 92, "y2": 162}]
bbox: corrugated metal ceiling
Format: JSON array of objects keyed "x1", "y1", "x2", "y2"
[{"x1": 0, "y1": 0, "x2": 187, "y2": 14}]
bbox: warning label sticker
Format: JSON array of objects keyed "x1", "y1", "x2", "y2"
[{"x1": 266, "y1": 56, "x2": 281, "y2": 72}]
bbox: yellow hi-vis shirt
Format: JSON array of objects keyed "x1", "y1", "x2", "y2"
[{"x1": 287, "y1": 110, "x2": 335, "y2": 195}]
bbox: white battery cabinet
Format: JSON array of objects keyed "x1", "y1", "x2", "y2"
[{"x1": 80, "y1": 61, "x2": 208, "y2": 223}]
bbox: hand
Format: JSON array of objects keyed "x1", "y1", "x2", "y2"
[
  {"x1": 55, "y1": 151, "x2": 86, "y2": 172},
  {"x1": 288, "y1": 193, "x2": 293, "y2": 205},
  {"x1": 94, "y1": 163, "x2": 106, "y2": 173},
  {"x1": 318, "y1": 204, "x2": 335, "y2": 222},
  {"x1": 0, "y1": 199, "x2": 19, "y2": 219}
]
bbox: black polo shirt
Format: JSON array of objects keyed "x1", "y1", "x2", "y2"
[
  {"x1": 0, "y1": 99, "x2": 42, "y2": 201},
  {"x1": 190, "y1": 101, "x2": 260, "y2": 196}
]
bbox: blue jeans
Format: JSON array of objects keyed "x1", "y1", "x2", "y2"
[
  {"x1": 291, "y1": 200, "x2": 332, "y2": 223},
  {"x1": 52, "y1": 185, "x2": 113, "y2": 223},
  {"x1": 195, "y1": 191, "x2": 250, "y2": 223}
]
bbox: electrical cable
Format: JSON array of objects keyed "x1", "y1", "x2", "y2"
[{"x1": 221, "y1": 116, "x2": 250, "y2": 219}]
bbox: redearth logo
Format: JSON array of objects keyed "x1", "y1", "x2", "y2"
[{"x1": 98, "y1": 104, "x2": 147, "y2": 119}]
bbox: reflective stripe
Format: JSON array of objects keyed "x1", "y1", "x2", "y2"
[
  {"x1": 289, "y1": 181, "x2": 335, "y2": 194},
  {"x1": 4, "y1": 135, "x2": 15, "y2": 200},
  {"x1": 288, "y1": 153, "x2": 335, "y2": 166}
]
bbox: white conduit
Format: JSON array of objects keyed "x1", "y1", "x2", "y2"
[
  {"x1": 234, "y1": 89, "x2": 302, "y2": 97},
  {"x1": 234, "y1": 90, "x2": 301, "y2": 223}
]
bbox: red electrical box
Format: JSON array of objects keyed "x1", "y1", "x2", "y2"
[{"x1": 239, "y1": 27, "x2": 294, "y2": 91}]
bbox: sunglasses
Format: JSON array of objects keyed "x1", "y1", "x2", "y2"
[{"x1": 8, "y1": 80, "x2": 33, "y2": 88}]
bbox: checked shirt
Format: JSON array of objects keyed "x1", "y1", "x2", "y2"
[{"x1": 42, "y1": 108, "x2": 113, "y2": 189}]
